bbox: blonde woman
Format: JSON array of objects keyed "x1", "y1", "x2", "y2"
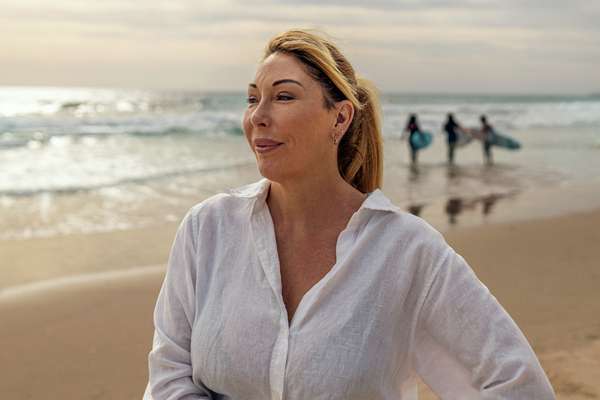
[{"x1": 144, "y1": 30, "x2": 555, "y2": 399}]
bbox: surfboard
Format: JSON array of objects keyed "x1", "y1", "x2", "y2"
[
  {"x1": 410, "y1": 131, "x2": 433, "y2": 150},
  {"x1": 455, "y1": 130, "x2": 473, "y2": 147},
  {"x1": 465, "y1": 128, "x2": 521, "y2": 150},
  {"x1": 489, "y1": 130, "x2": 521, "y2": 150},
  {"x1": 465, "y1": 127, "x2": 486, "y2": 141}
]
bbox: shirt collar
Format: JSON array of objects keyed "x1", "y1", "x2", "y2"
[
  {"x1": 360, "y1": 189, "x2": 397, "y2": 213},
  {"x1": 228, "y1": 178, "x2": 397, "y2": 213},
  {"x1": 228, "y1": 178, "x2": 270, "y2": 199}
]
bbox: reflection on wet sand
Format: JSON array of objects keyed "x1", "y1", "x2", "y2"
[
  {"x1": 407, "y1": 192, "x2": 517, "y2": 225},
  {"x1": 407, "y1": 204, "x2": 425, "y2": 216},
  {"x1": 402, "y1": 162, "x2": 521, "y2": 225},
  {"x1": 445, "y1": 198, "x2": 463, "y2": 225}
]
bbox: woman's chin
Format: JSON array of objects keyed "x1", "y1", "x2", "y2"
[
  {"x1": 256, "y1": 160, "x2": 297, "y2": 184},
  {"x1": 256, "y1": 162, "x2": 282, "y2": 182}
]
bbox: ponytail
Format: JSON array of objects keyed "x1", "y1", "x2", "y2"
[{"x1": 338, "y1": 77, "x2": 383, "y2": 193}]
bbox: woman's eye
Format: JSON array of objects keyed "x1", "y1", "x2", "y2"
[
  {"x1": 246, "y1": 95, "x2": 258, "y2": 105},
  {"x1": 276, "y1": 94, "x2": 294, "y2": 101}
]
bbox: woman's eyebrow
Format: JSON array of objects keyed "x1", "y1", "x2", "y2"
[
  {"x1": 248, "y1": 79, "x2": 304, "y2": 89},
  {"x1": 273, "y1": 79, "x2": 304, "y2": 88}
]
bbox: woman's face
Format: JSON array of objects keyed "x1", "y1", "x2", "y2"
[{"x1": 242, "y1": 52, "x2": 341, "y2": 183}]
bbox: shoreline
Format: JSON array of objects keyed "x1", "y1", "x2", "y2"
[
  {"x1": 3, "y1": 179, "x2": 600, "y2": 290},
  {"x1": 3, "y1": 124, "x2": 600, "y2": 241}
]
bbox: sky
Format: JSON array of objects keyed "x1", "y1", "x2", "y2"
[{"x1": 1, "y1": 0, "x2": 599, "y2": 94}]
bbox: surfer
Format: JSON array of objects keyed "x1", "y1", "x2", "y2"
[
  {"x1": 443, "y1": 113, "x2": 463, "y2": 165},
  {"x1": 480, "y1": 114, "x2": 495, "y2": 165},
  {"x1": 403, "y1": 113, "x2": 420, "y2": 165}
]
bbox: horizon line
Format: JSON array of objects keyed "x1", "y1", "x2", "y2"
[{"x1": 0, "y1": 83, "x2": 598, "y2": 98}]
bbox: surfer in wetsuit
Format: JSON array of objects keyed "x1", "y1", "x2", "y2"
[
  {"x1": 403, "y1": 114, "x2": 420, "y2": 165},
  {"x1": 480, "y1": 114, "x2": 494, "y2": 165},
  {"x1": 443, "y1": 113, "x2": 463, "y2": 165}
]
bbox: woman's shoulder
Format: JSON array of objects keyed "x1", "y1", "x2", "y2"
[
  {"x1": 365, "y1": 192, "x2": 444, "y2": 243},
  {"x1": 390, "y1": 212, "x2": 446, "y2": 250},
  {"x1": 363, "y1": 202, "x2": 456, "y2": 291},
  {"x1": 364, "y1": 195, "x2": 451, "y2": 263},
  {"x1": 185, "y1": 180, "x2": 267, "y2": 224}
]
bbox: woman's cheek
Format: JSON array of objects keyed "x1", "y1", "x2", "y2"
[{"x1": 242, "y1": 113, "x2": 253, "y2": 145}]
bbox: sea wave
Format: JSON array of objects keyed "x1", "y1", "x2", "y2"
[
  {"x1": 0, "y1": 120, "x2": 244, "y2": 150},
  {"x1": 0, "y1": 160, "x2": 254, "y2": 197},
  {"x1": 381, "y1": 98, "x2": 600, "y2": 131},
  {"x1": 4, "y1": 88, "x2": 600, "y2": 137}
]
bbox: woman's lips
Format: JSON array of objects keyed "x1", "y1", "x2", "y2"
[{"x1": 254, "y1": 138, "x2": 283, "y2": 154}]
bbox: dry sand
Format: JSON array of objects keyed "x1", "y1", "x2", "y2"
[
  {"x1": 419, "y1": 207, "x2": 600, "y2": 400},
  {"x1": 1, "y1": 208, "x2": 599, "y2": 399}
]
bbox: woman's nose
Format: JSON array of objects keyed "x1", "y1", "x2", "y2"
[{"x1": 250, "y1": 100, "x2": 271, "y2": 128}]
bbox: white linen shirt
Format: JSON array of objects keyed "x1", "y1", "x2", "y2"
[{"x1": 144, "y1": 179, "x2": 555, "y2": 400}]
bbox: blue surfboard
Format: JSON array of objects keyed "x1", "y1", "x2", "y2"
[
  {"x1": 410, "y1": 131, "x2": 433, "y2": 150},
  {"x1": 490, "y1": 130, "x2": 521, "y2": 150},
  {"x1": 467, "y1": 128, "x2": 521, "y2": 150}
]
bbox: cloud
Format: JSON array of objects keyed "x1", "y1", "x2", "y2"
[{"x1": 0, "y1": 0, "x2": 598, "y2": 93}]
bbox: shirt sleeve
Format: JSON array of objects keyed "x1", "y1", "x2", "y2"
[
  {"x1": 413, "y1": 247, "x2": 556, "y2": 399},
  {"x1": 144, "y1": 210, "x2": 212, "y2": 400}
]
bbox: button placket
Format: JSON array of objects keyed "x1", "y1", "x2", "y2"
[
  {"x1": 269, "y1": 315, "x2": 289, "y2": 400},
  {"x1": 251, "y1": 200, "x2": 292, "y2": 400}
]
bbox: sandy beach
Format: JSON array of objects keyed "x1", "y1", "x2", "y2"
[{"x1": 1, "y1": 193, "x2": 599, "y2": 399}]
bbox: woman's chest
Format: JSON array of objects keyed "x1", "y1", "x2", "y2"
[
  {"x1": 277, "y1": 238, "x2": 337, "y2": 323},
  {"x1": 188, "y1": 255, "x2": 414, "y2": 399}
]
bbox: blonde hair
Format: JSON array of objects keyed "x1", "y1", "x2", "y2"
[{"x1": 264, "y1": 29, "x2": 383, "y2": 193}]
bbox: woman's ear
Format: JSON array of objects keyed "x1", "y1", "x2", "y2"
[{"x1": 334, "y1": 100, "x2": 355, "y2": 137}]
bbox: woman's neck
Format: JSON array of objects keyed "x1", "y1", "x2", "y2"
[{"x1": 267, "y1": 174, "x2": 367, "y2": 235}]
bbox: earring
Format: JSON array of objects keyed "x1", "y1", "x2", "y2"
[{"x1": 332, "y1": 134, "x2": 338, "y2": 145}]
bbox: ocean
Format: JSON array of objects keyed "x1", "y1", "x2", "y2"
[{"x1": 2, "y1": 86, "x2": 600, "y2": 239}]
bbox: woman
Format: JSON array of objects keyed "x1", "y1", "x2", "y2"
[
  {"x1": 480, "y1": 114, "x2": 495, "y2": 165},
  {"x1": 403, "y1": 113, "x2": 421, "y2": 165},
  {"x1": 443, "y1": 113, "x2": 464, "y2": 165},
  {"x1": 144, "y1": 30, "x2": 554, "y2": 399}
]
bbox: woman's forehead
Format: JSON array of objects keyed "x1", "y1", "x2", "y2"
[{"x1": 252, "y1": 53, "x2": 312, "y2": 88}]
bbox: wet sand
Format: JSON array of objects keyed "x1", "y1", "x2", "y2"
[{"x1": 1, "y1": 203, "x2": 600, "y2": 398}]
